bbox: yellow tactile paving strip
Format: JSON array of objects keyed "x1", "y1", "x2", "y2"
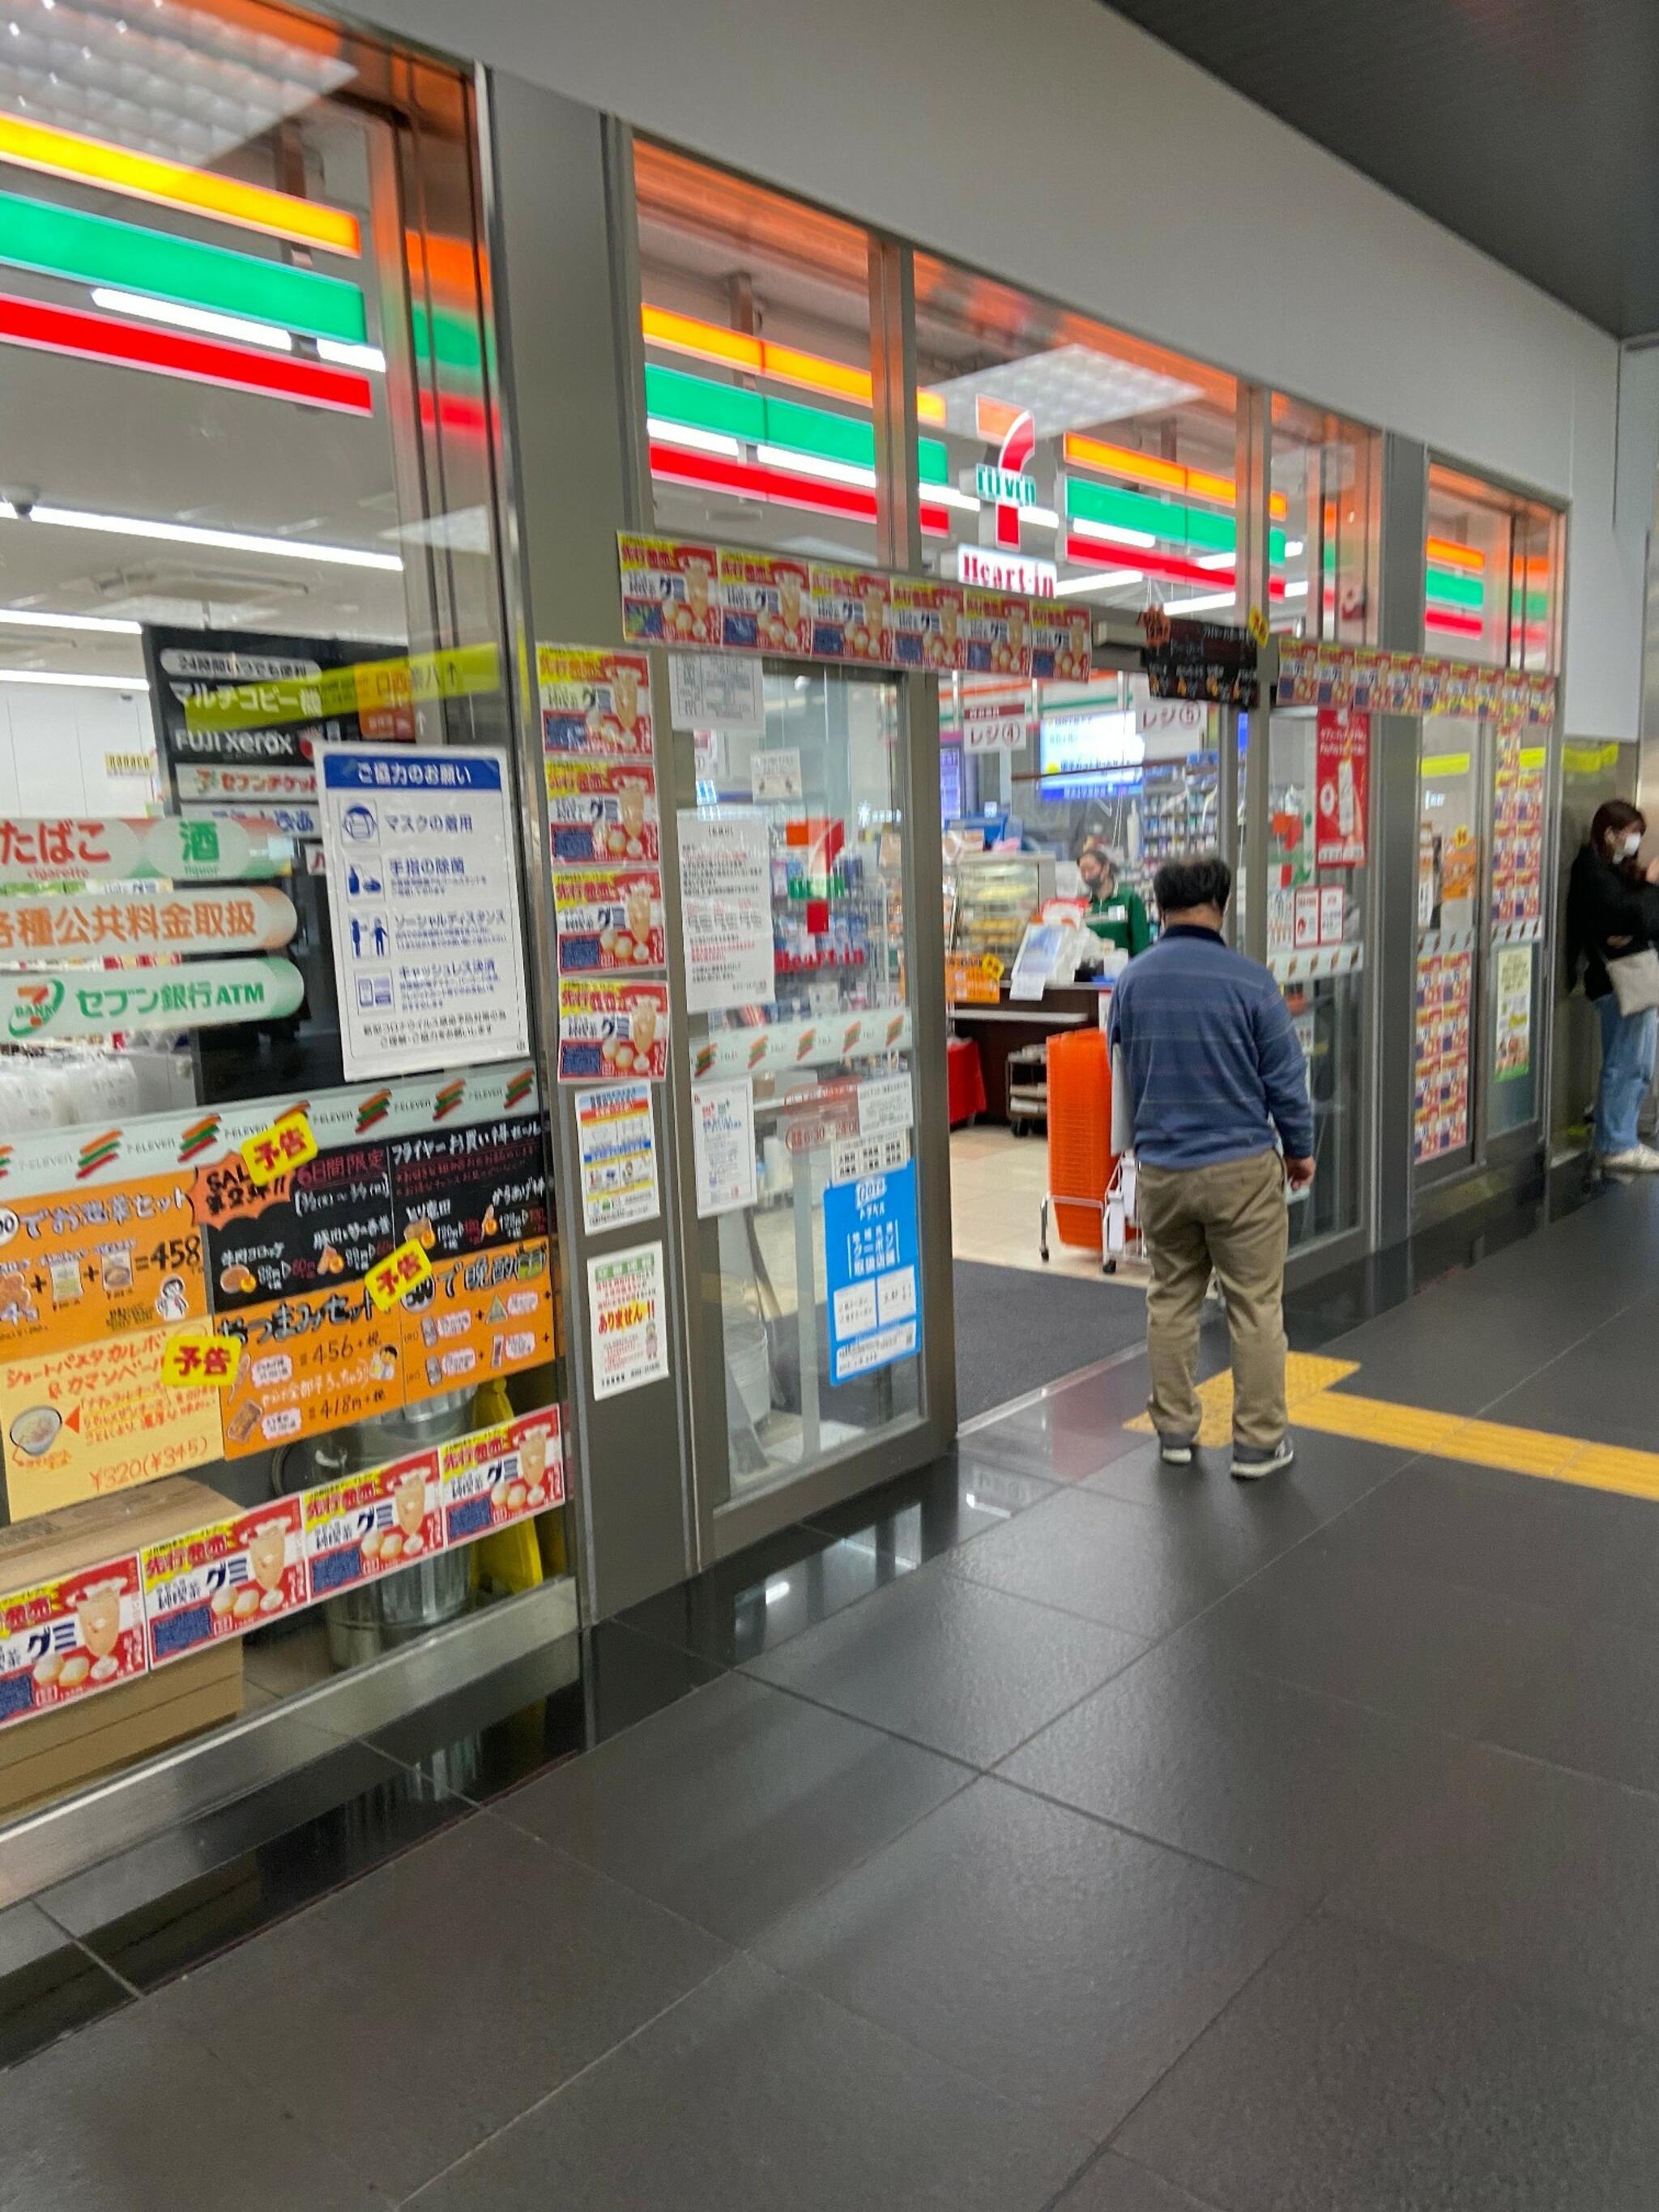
[{"x1": 1127, "y1": 1353, "x2": 1659, "y2": 1505}]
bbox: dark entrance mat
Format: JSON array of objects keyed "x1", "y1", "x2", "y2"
[{"x1": 953, "y1": 1259, "x2": 1145, "y2": 1424}]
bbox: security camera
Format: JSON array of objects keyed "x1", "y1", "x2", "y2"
[{"x1": 1, "y1": 487, "x2": 37, "y2": 519}]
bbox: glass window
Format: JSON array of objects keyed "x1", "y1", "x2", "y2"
[
  {"x1": 633, "y1": 143, "x2": 878, "y2": 564},
  {"x1": 0, "y1": 1, "x2": 561, "y2": 1812},
  {"x1": 693, "y1": 667, "x2": 921, "y2": 1502},
  {"x1": 1426, "y1": 465, "x2": 1563, "y2": 672},
  {"x1": 1269, "y1": 399, "x2": 1381, "y2": 643},
  {"x1": 911, "y1": 256, "x2": 1241, "y2": 620},
  {"x1": 1414, "y1": 725, "x2": 1482, "y2": 1165}
]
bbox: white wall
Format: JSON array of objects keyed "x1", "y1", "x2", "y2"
[
  {"x1": 352, "y1": 0, "x2": 1651, "y2": 736},
  {"x1": 0, "y1": 687, "x2": 156, "y2": 818}
]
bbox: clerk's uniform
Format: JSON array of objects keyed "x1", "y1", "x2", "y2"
[{"x1": 1085, "y1": 883, "x2": 1152, "y2": 957}]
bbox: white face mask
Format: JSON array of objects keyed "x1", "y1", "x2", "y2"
[{"x1": 1620, "y1": 832, "x2": 1644, "y2": 859}]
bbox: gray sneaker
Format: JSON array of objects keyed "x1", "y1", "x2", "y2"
[
  {"x1": 1232, "y1": 1436, "x2": 1295, "y2": 1480},
  {"x1": 1158, "y1": 1436, "x2": 1196, "y2": 1467},
  {"x1": 1599, "y1": 1145, "x2": 1659, "y2": 1174}
]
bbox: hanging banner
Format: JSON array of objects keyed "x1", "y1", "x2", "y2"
[
  {"x1": 615, "y1": 535, "x2": 1088, "y2": 680},
  {"x1": 544, "y1": 760, "x2": 659, "y2": 864},
  {"x1": 677, "y1": 812, "x2": 774, "y2": 1013},
  {"x1": 557, "y1": 979, "x2": 669, "y2": 1083},
  {"x1": 178, "y1": 644, "x2": 501, "y2": 738},
  {"x1": 0, "y1": 884, "x2": 296, "y2": 963},
  {"x1": 551, "y1": 864, "x2": 667, "y2": 976},
  {"x1": 1277, "y1": 638, "x2": 1557, "y2": 724},
  {"x1": 2, "y1": 958, "x2": 303, "y2": 1042},
  {"x1": 719, "y1": 548, "x2": 812, "y2": 656},
  {"x1": 537, "y1": 647, "x2": 655, "y2": 761},
  {"x1": 0, "y1": 815, "x2": 292, "y2": 886},
  {"x1": 822, "y1": 1159, "x2": 922, "y2": 1384},
  {"x1": 586, "y1": 1240, "x2": 668, "y2": 1400},
  {"x1": 574, "y1": 1081, "x2": 660, "y2": 1234},
  {"x1": 1314, "y1": 708, "x2": 1369, "y2": 867},
  {"x1": 618, "y1": 535, "x2": 722, "y2": 648},
  {"x1": 317, "y1": 744, "x2": 530, "y2": 1082}
]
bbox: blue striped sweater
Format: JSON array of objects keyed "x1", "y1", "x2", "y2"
[{"x1": 1107, "y1": 925, "x2": 1313, "y2": 1169}]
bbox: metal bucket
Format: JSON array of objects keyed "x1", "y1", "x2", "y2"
[{"x1": 275, "y1": 1391, "x2": 476, "y2": 1670}]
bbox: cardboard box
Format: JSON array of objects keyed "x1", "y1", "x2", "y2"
[{"x1": 0, "y1": 1477, "x2": 243, "y2": 1818}]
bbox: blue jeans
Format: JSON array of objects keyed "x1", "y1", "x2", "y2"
[{"x1": 1596, "y1": 992, "x2": 1657, "y2": 1156}]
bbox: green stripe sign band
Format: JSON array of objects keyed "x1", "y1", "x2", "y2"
[
  {"x1": 3, "y1": 958, "x2": 305, "y2": 1042},
  {"x1": 0, "y1": 190, "x2": 366, "y2": 344},
  {"x1": 644, "y1": 362, "x2": 950, "y2": 484},
  {"x1": 1066, "y1": 475, "x2": 1286, "y2": 564}
]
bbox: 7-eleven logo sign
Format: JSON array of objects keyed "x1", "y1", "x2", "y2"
[{"x1": 972, "y1": 401, "x2": 1038, "y2": 549}]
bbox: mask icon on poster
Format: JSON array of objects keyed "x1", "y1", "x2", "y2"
[{"x1": 342, "y1": 805, "x2": 377, "y2": 843}]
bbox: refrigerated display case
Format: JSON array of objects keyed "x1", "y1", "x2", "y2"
[{"x1": 952, "y1": 855, "x2": 1056, "y2": 965}]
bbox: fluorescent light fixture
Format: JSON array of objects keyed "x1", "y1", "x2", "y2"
[
  {"x1": 755, "y1": 442, "x2": 875, "y2": 489},
  {"x1": 646, "y1": 416, "x2": 742, "y2": 460},
  {"x1": 0, "y1": 605, "x2": 141, "y2": 634},
  {"x1": 928, "y1": 344, "x2": 1201, "y2": 441},
  {"x1": 1068, "y1": 516, "x2": 1157, "y2": 551},
  {"x1": 0, "y1": 501, "x2": 404, "y2": 572},
  {"x1": 1060, "y1": 570, "x2": 1143, "y2": 596},
  {"x1": 0, "y1": 667, "x2": 147, "y2": 688},
  {"x1": 316, "y1": 337, "x2": 386, "y2": 373},
  {"x1": 90, "y1": 285, "x2": 294, "y2": 352}
]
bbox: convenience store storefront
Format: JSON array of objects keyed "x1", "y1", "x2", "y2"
[{"x1": 0, "y1": 0, "x2": 1568, "y2": 1882}]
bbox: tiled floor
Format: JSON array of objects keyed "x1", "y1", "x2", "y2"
[{"x1": 4, "y1": 1161, "x2": 1659, "y2": 2206}]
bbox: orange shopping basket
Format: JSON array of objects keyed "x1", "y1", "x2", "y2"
[{"x1": 1038, "y1": 1028, "x2": 1119, "y2": 1273}]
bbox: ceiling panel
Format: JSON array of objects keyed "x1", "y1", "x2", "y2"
[{"x1": 1102, "y1": 0, "x2": 1659, "y2": 335}]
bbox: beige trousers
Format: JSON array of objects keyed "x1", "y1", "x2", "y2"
[{"x1": 1137, "y1": 1148, "x2": 1289, "y2": 1448}]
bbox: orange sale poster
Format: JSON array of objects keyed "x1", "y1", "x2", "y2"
[
  {"x1": 0, "y1": 1171, "x2": 207, "y2": 1357},
  {"x1": 400, "y1": 1238, "x2": 555, "y2": 1407},
  {"x1": 0, "y1": 1327, "x2": 223, "y2": 1519},
  {"x1": 218, "y1": 1284, "x2": 403, "y2": 1460}
]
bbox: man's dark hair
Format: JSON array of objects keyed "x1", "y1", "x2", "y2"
[{"x1": 1154, "y1": 853, "x2": 1232, "y2": 916}]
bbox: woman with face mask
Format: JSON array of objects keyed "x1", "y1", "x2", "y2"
[{"x1": 1564, "y1": 799, "x2": 1659, "y2": 1170}]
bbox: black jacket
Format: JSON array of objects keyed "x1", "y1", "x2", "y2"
[{"x1": 1563, "y1": 843, "x2": 1657, "y2": 1000}]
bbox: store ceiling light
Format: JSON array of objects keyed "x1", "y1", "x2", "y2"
[
  {"x1": 0, "y1": 604, "x2": 141, "y2": 633},
  {"x1": 0, "y1": 498, "x2": 403, "y2": 571},
  {"x1": 0, "y1": 667, "x2": 147, "y2": 688},
  {"x1": 0, "y1": 288, "x2": 373, "y2": 412},
  {"x1": 929, "y1": 347, "x2": 1201, "y2": 444},
  {"x1": 89, "y1": 285, "x2": 295, "y2": 352},
  {"x1": 0, "y1": 187, "x2": 366, "y2": 343},
  {"x1": 0, "y1": 113, "x2": 360, "y2": 255}
]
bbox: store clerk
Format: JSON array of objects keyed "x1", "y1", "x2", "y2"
[{"x1": 1078, "y1": 843, "x2": 1152, "y2": 957}]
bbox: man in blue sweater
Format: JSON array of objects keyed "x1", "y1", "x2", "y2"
[{"x1": 1109, "y1": 854, "x2": 1315, "y2": 1477}]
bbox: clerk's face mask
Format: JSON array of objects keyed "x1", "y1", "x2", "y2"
[{"x1": 1620, "y1": 832, "x2": 1644, "y2": 859}]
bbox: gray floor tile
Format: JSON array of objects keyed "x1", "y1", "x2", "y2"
[
  {"x1": 947, "y1": 1479, "x2": 1320, "y2": 1639},
  {"x1": 1181, "y1": 1533, "x2": 1564, "y2": 1737},
  {"x1": 1328, "y1": 1745, "x2": 1659, "y2": 2031},
  {"x1": 146, "y1": 1815, "x2": 727, "y2": 2202},
  {"x1": 999, "y1": 1639, "x2": 1465, "y2": 1898},
  {"x1": 1083, "y1": 1430, "x2": 1409, "y2": 1524},
  {"x1": 1316, "y1": 1457, "x2": 1659, "y2": 1634},
  {"x1": 745, "y1": 1562, "x2": 1144, "y2": 1767},
  {"x1": 1115, "y1": 1916, "x2": 1659, "y2": 2211},
  {"x1": 1054, "y1": 2154, "x2": 1225, "y2": 2211},
  {"x1": 497, "y1": 1673, "x2": 967, "y2": 1943},
  {"x1": 1325, "y1": 1272, "x2": 1636, "y2": 1415},
  {"x1": 756, "y1": 1776, "x2": 1301, "y2": 2138},
  {"x1": 0, "y1": 2005, "x2": 382, "y2": 2208},
  {"x1": 404, "y1": 1954, "x2": 1090, "y2": 2211},
  {"x1": 1478, "y1": 1290, "x2": 1659, "y2": 1445},
  {"x1": 1482, "y1": 1613, "x2": 1659, "y2": 1794}
]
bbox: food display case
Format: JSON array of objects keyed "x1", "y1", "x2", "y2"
[{"x1": 950, "y1": 855, "x2": 1056, "y2": 966}]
